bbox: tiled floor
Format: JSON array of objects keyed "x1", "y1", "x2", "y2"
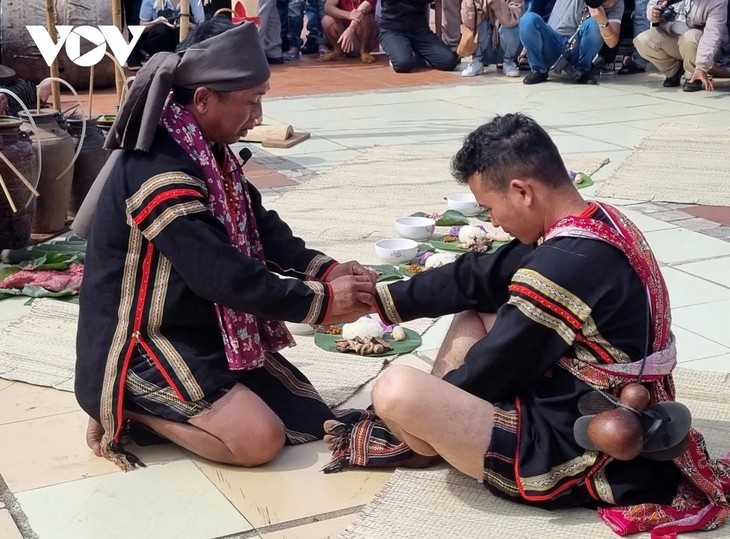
[{"x1": 3, "y1": 67, "x2": 730, "y2": 538}]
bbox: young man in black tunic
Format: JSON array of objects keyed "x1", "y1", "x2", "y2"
[
  {"x1": 76, "y1": 20, "x2": 376, "y2": 471},
  {"x1": 324, "y1": 115, "x2": 730, "y2": 537}
]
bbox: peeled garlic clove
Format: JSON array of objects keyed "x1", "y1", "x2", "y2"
[{"x1": 392, "y1": 326, "x2": 406, "y2": 341}]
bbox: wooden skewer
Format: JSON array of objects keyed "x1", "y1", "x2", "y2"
[
  {"x1": 88, "y1": 65, "x2": 95, "y2": 117},
  {"x1": 45, "y1": 0, "x2": 62, "y2": 111},
  {"x1": 111, "y1": 0, "x2": 124, "y2": 105},
  {"x1": 0, "y1": 150, "x2": 40, "y2": 197},
  {"x1": 0, "y1": 173, "x2": 17, "y2": 213}
]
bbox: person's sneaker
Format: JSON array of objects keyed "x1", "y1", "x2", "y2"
[
  {"x1": 267, "y1": 56, "x2": 285, "y2": 65},
  {"x1": 461, "y1": 58, "x2": 484, "y2": 77},
  {"x1": 576, "y1": 71, "x2": 598, "y2": 84},
  {"x1": 663, "y1": 70, "x2": 682, "y2": 87},
  {"x1": 682, "y1": 79, "x2": 703, "y2": 92},
  {"x1": 523, "y1": 70, "x2": 548, "y2": 84},
  {"x1": 283, "y1": 48, "x2": 301, "y2": 61},
  {"x1": 600, "y1": 61, "x2": 616, "y2": 75},
  {"x1": 502, "y1": 59, "x2": 519, "y2": 77}
]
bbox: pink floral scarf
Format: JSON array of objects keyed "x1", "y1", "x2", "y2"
[{"x1": 159, "y1": 96, "x2": 294, "y2": 370}]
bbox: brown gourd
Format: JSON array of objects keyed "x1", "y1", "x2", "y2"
[{"x1": 586, "y1": 383, "x2": 651, "y2": 461}]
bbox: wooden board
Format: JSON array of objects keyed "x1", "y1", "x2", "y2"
[
  {"x1": 262, "y1": 131, "x2": 311, "y2": 148},
  {"x1": 239, "y1": 124, "x2": 293, "y2": 143}
]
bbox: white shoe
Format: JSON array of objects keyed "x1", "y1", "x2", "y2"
[
  {"x1": 461, "y1": 59, "x2": 484, "y2": 77},
  {"x1": 502, "y1": 59, "x2": 519, "y2": 77}
]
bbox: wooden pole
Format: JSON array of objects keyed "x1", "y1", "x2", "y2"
[
  {"x1": 45, "y1": 0, "x2": 62, "y2": 111},
  {"x1": 88, "y1": 65, "x2": 95, "y2": 117},
  {"x1": 111, "y1": 0, "x2": 125, "y2": 105},
  {"x1": 179, "y1": 0, "x2": 191, "y2": 42}
]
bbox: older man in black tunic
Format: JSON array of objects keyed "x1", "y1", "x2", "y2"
[{"x1": 76, "y1": 20, "x2": 376, "y2": 471}]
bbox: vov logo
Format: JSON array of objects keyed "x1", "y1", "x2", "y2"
[{"x1": 26, "y1": 26, "x2": 145, "y2": 67}]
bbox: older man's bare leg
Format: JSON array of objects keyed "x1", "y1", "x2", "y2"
[
  {"x1": 431, "y1": 311, "x2": 496, "y2": 378},
  {"x1": 87, "y1": 383, "x2": 286, "y2": 467},
  {"x1": 372, "y1": 365, "x2": 493, "y2": 480}
]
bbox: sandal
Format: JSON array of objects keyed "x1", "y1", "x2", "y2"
[{"x1": 618, "y1": 57, "x2": 646, "y2": 75}]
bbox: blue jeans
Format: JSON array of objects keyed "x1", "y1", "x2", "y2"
[
  {"x1": 518, "y1": 12, "x2": 603, "y2": 73},
  {"x1": 475, "y1": 20, "x2": 521, "y2": 63},
  {"x1": 631, "y1": 0, "x2": 650, "y2": 68},
  {"x1": 305, "y1": 0, "x2": 327, "y2": 45},
  {"x1": 526, "y1": 0, "x2": 556, "y2": 22}
]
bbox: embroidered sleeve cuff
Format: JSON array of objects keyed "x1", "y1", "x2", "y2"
[
  {"x1": 374, "y1": 282, "x2": 403, "y2": 325},
  {"x1": 301, "y1": 281, "x2": 333, "y2": 325},
  {"x1": 304, "y1": 255, "x2": 339, "y2": 281}
]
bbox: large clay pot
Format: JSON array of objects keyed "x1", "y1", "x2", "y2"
[
  {"x1": 0, "y1": 0, "x2": 117, "y2": 89},
  {"x1": 0, "y1": 116, "x2": 39, "y2": 249},
  {"x1": 18, "y1": 110, "x2": 75, "y2": 234},
  {"x1": 66, "y1": 115, "x2": 109, "y2": 216}
]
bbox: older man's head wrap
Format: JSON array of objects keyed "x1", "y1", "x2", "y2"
[{"x1": 106, "y1": 21, "x2": 270, "y2": 152}]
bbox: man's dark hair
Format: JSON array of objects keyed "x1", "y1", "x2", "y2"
[
  {"x1": 173, "y1": 16, "x2": 236, "y2": 105},
  {"x1": 451, "y1": 113, "x2": 571, "y2": 191}
]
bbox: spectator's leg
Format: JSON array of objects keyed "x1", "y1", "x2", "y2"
[
  {"x1": 355, "y1": 15, "x2": 377, "y2": 62},
  {"x1": 303, "y1": 0, "x2": 326, "y2": 52},
  {"x1": 518, "y1": 12, "x2": 565, "y2": 74},
  {"x1": 258, "y1": 0, "x2": 285, "y2": 61},
  {"x1": 380, "y1": 29, "x2": 418, "y2": 72},
  {"x1": 526, "y1": 0, "x2": 556, "y2": 21},
  {"x1": 413, "y1": 28, "x2": 461, "y2": 70},
  {"x1": 575, "y1": 18, "x2": 604, "y2": 73},
  {"x1": 124, "y1": 0, "x2": 143, "y2": 26},
  {"x1": 320, "y1": 16, "x2": 347, "y2": 60},
  {"x1": 442, "y1": 0, "x2": 463, "y2": 50},
  {"x1": 462, "y1": 20, "x2": 489, "y2": 76},
  {"x1": 677, "y1": 28, "x2": 702, "y2": 77},
  {"x1": 634, "y1": 28, "x2": 682, "y2": 80},
  {"x1": 285, "y1": 0, "x2": 306, "y2": 59},
  {"x1": 499, "y1": 25, "x2": 521, "y2": 76},
  {"x1": 629, "y1": 0, "x2": 650, "y2": 70},
  {"x1": 278, "y1": 0, "x2": 291, "y2": 52}
]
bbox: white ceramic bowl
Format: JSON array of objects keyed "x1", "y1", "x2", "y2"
[
  {"x1": 286, "y1": 322, "x2": 315, "y2": 336},
  {"x1": 447, "y1": 193, "x2": 482, "y2": 216},
  {"x1": 374, "y1": 238, "x2": 419, "y2": 264},
  {"x1": 394, "y1": 216, "x2": 436, "y2": 241}
]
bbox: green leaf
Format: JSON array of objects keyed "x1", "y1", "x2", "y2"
[
  {"x1": 436, "y1": 210, "x2": 468, "y2": 226},
  {"x1": 574, "y1": 173, "x2": 595, "y2": 190},
  {"x1": 18, "y1": 252, "x2": 77, "y2": 271},
  {"x1": 314, "y1": 327, "x2": 422, "y2": 357},
  {"x1": 410, "y1": 210, "x2": 469, "y2": 227},
  {"x1": 19, "y1": 285, "x2": 75, "y2": 298},
  {"x1": 366, "y1": 264, "x2": 404, "y2": 282},
  {"x1": 430, "y1": 236, "x2": 509, "y2": 254},
  {"x1": 0, "y1": 266, "x2": 22, "y2": 282},
  {"x1": 398, "y1": 263, "x2": 425, "y2": 277}
]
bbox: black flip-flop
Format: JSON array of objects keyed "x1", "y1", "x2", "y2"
[{"x1": 573, "y1": 401, "x2": 692, "y2": 459}]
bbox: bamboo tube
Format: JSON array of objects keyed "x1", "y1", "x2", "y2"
[
  {"x1": 179, "y1": 0, "x2": 191, "y2": 42},
  {"x1": 45, "y1": 0, "x2": 62, "y2": 111},
  {"x1": 0, "y1": 150, "x2": 41, "y2": 198},
  {"x1": 0, "y1": 173, "x2": 17, "y2": 213},
  {"x1": 88, "y1": 65, "x2": 95, "y2": 117},
  {"x1": 111, "y1": 0, "x2": 125, "y2": 104}
]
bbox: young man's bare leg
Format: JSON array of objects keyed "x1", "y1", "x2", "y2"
[
  {"x1": 431, "y1": 311, "x2": 496, "y2": 378},
  {"x1": 372, "y1": 365, "x2": 493, "y2": 479},
  {"x1": 320, "y1": 16, "x2": 347, "y2": 61},
  {"x1": 356, "y1": 16, "x2": 376, "y2": 63}
]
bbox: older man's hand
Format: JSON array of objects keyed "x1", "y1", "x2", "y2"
[
  {"x1": 324, "y1": 274, "x2": 376, "y2": 325},
  {"x1": 325, "y1": 260, "x2": 378, "y2": 285}
]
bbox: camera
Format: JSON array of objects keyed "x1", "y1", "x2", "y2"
[
  {"x1": 585, "y1": 0, "x2": 603, "y2": 8},
  {"x1": 657, "y1": 5, "x2": 678, "y2": 24}
]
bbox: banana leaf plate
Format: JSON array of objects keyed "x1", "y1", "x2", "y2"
[{"x1": 314, "y1": 326, "x2": 422, "y2": 357}]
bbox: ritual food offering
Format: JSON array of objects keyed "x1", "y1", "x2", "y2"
[
  {"x1": 323, "y1": 325, "x2": 343, "y2": 335},
  {"x1": 423, "y1": 252, "x2": 458, "y2": 269},
  {"x1": 342, "y1": 316, "x2": 386, "y2": 340},
  {"x1": 335, "y1": 336, "x2": 393, "y2": 355},
  {"x1": 391, "y1": 325, "x2": 406, "y2": 341}
]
